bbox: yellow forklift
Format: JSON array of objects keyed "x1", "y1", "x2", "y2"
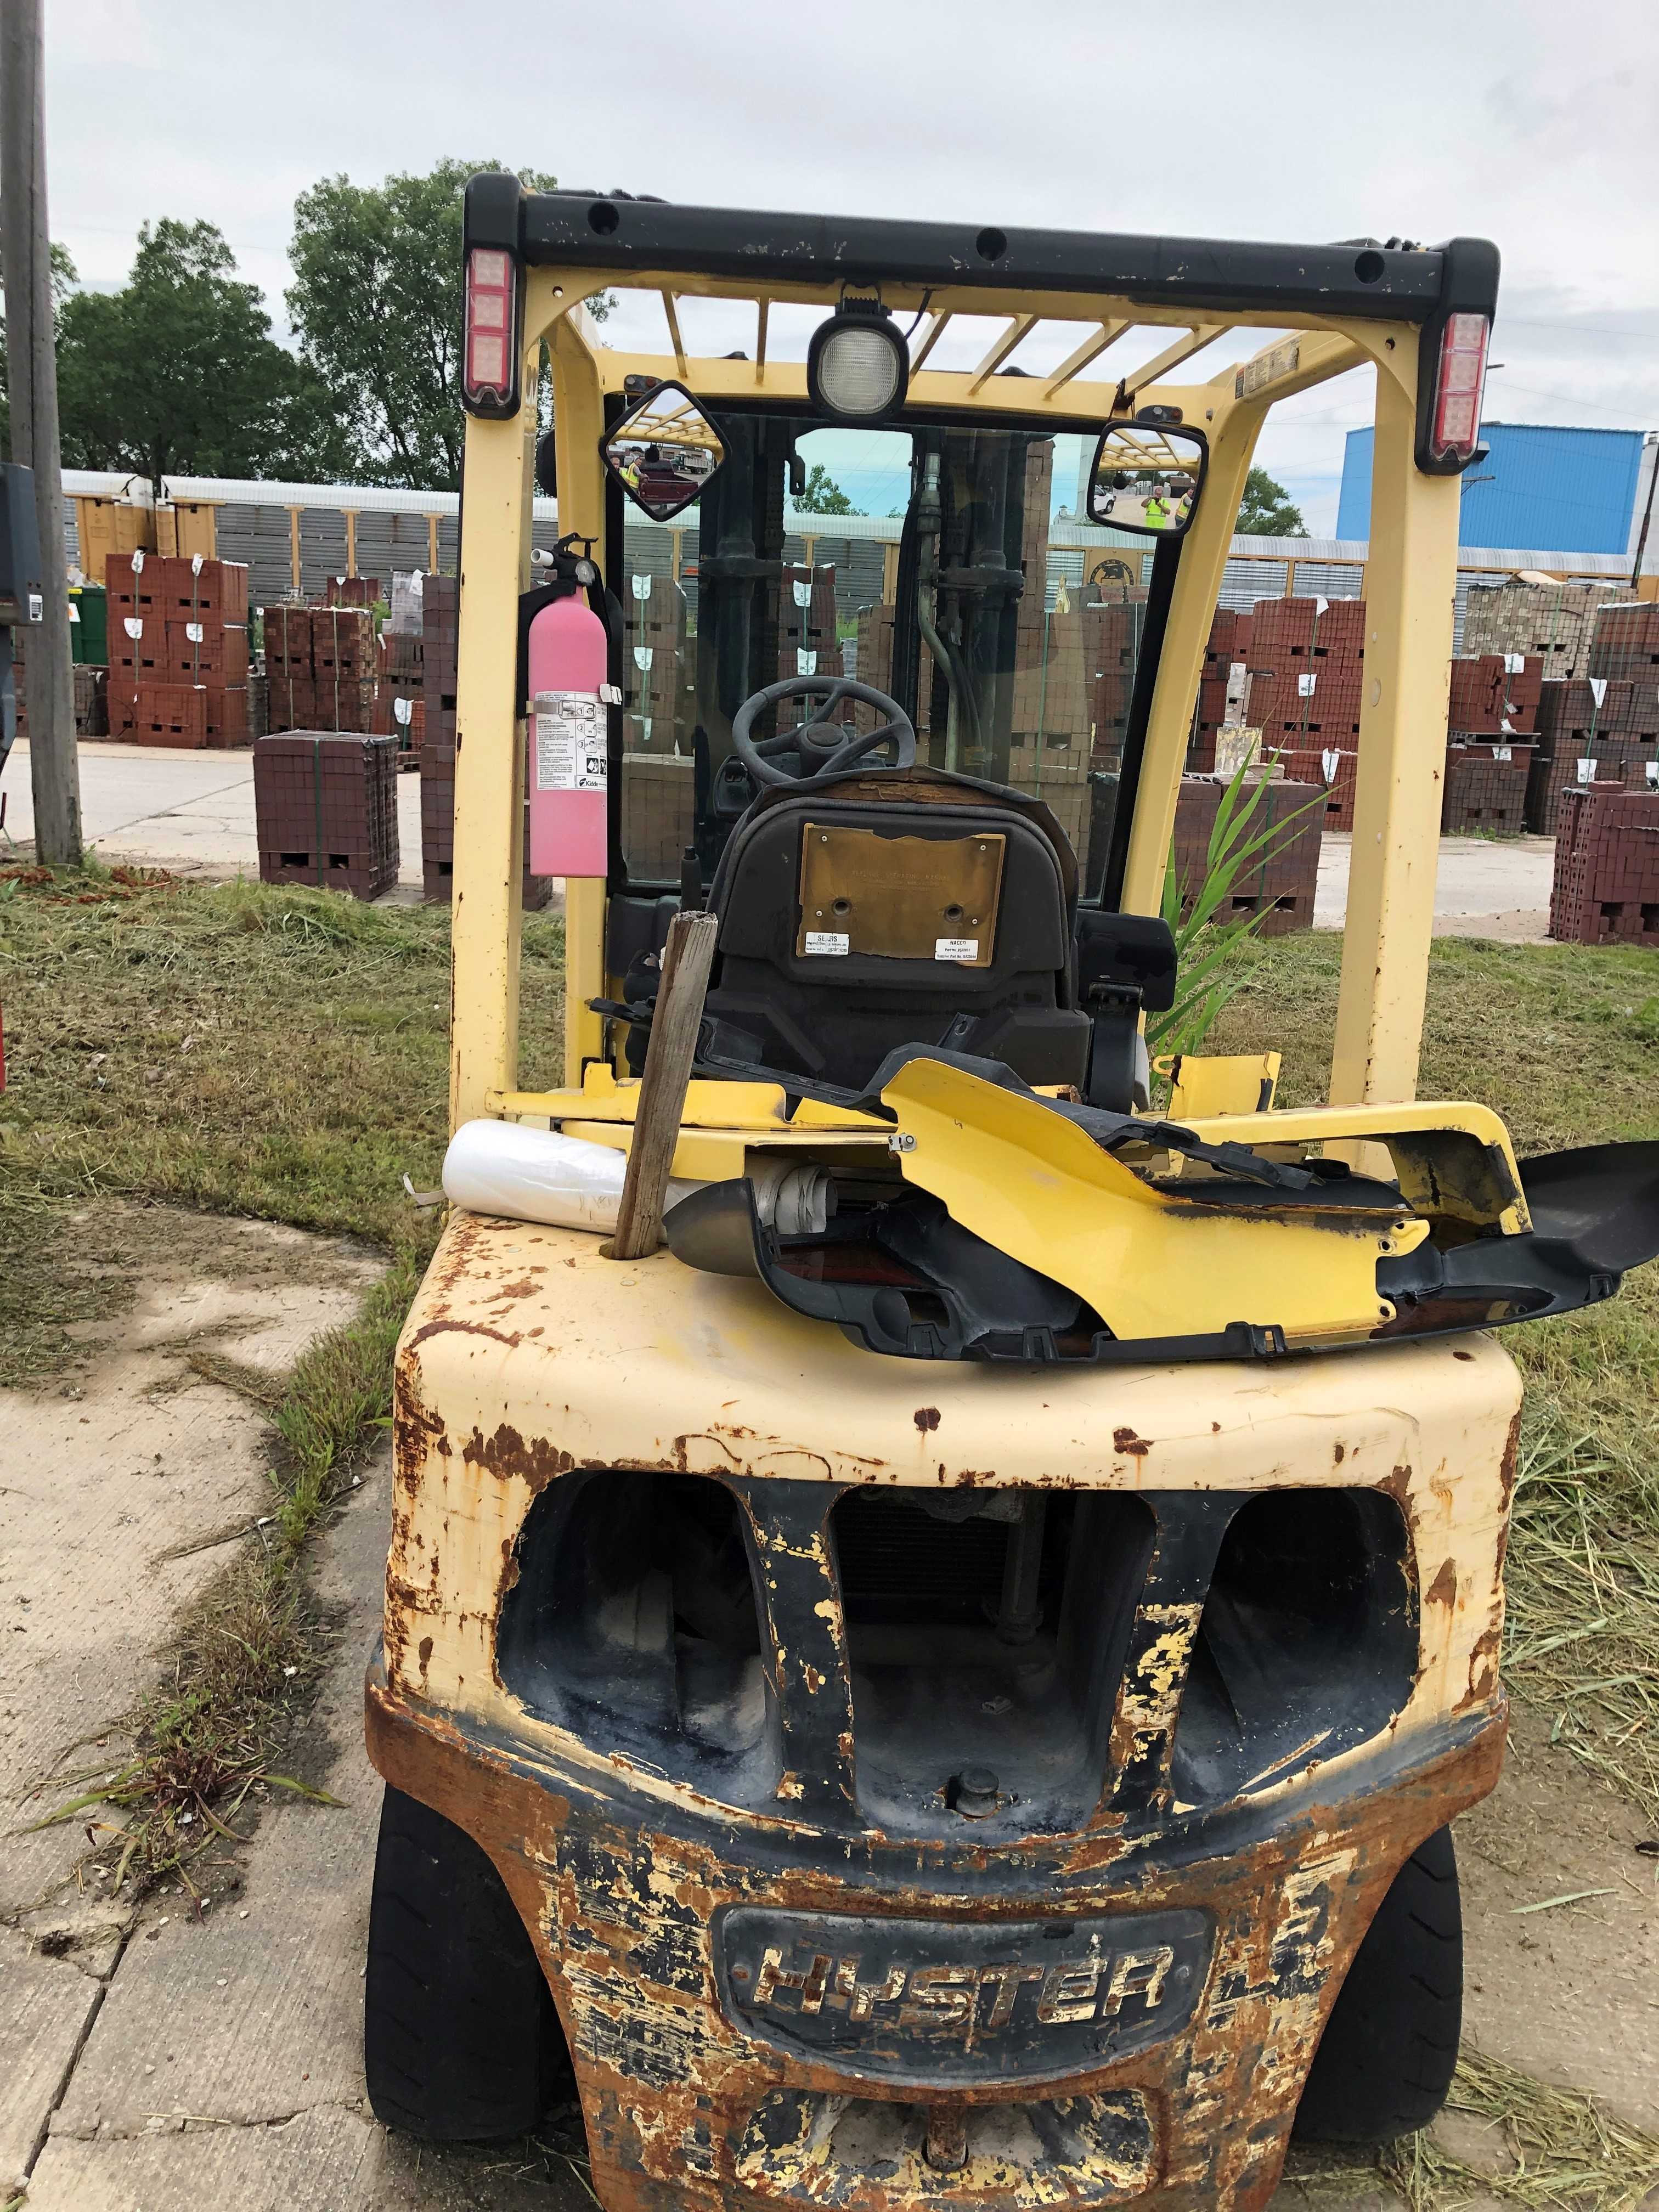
[{"x1": 363, "y1": 179, "x2": 1659, "y2": 2208}]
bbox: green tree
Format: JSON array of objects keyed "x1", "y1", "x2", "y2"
[
  {"x1": 1235, "y1": 467, "x2": 1307, "y2": 537},
  {"x1": 795, "y1": 464, "x2": 863, "y2": 516},
  {"x1": 0, "y1": 241, "x2": 80, "y2": 450},
  {"x1": 287, "y1": 161, "x2": 612, "y2": 493},
  {"x1": 51, "y1": 221, "x2": 349, "y2": 489}
]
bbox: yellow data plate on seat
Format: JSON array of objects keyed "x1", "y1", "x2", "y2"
[
  {"x1": 796, "y1": 823, "x2": 1005, "y2": 966},
  {"x1": 880, "y1": 1058, "x2": 1428, "y2": 1347}
]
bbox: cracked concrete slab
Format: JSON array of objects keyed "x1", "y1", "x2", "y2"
[
  {"x1": 0, "y1": 1207, "x2": 380, "y2": 2200},
  {"x1": 1, "y1": 1211, "x2": 380, "y2": 1920},
  {"x1": 0, "y1": 1925, "x2": 107, "y2": 2191},
  {"x1": 21, "y1": 2103, "x2": 388, "y2": 2211},
  {"x1": 37, "y1": 1464, "x2": 388, "y2": 2166}
]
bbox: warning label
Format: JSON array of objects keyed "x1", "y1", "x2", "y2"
[{"x1": 534, "y1": 692, "x2": 607, "y2": 793}]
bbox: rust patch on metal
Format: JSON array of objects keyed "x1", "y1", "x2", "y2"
[
  {"x1": 1425, "y1": 1559, "x2": 1459, "y2": 1609},
  {"x1": 1464, "y1": 1623, "x2": 1503, "y2": 1708},
  {"x1": 914, "y1": 1407, "x2": 941, "y2": 1433},
  {"x1": 364, "y1": 1667, "x2": 1505, "y2": 2212},
  {"x1": 462, "y1": 1422, "x2": 578, "y2": 1491},
  {"x1": 405, "y1": 1316, "x2": 526, "y2": 1355},
  {"x1": 1113, "y1": 1427, "x2": 1153, "y2": 1457}
]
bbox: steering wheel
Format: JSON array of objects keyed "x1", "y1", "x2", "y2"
[{"x1": 730, "y1": 675, "x2": 916, "y2": 789}]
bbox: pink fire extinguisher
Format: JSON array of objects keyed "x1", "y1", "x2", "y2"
[{"x1": 527, "y1": 554, "x2": 613, "y2": 878}]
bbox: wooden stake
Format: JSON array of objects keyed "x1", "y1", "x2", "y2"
[{"x1": 607, "y1": 910, "x2": 719, "y2": 1261}]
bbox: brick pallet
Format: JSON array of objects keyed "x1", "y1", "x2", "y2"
[
  {"x1": 105, "y1": 552, "x2": 250, "y2": 742},
  {"x1": 1448, "y1": 652, "x2": 1542, "y2": 737},
  {"x1": 1549, "y1": 784, "x2": 1659, "y2": 946},
  {"x1": 418, "y1": 574, "x2": 552, "y2": 908},
  {"x1": 254, "y1": 732, "x2": 399, "y2": 900},
  {"x1": 266, "y1": 606, "x2": 376, "y2": 734},
  {"x1": 325, "y1": 575, "x2": 383, "y2": 608},
  {"x1": 1271, "y1": 744, "x2": 1358, "y2": 832},
  {"x1": 1588, "y1": 600, "x2": 1659, "y2": 685},
  {"x1": 622, "y1": 753, "x2": 696, "y2": 879},
  {"x1": 373, "y1": 628, "x2": 425, "y2": 763},
  {"x1": 1171, "y1": 774, "x2": 1324, "y2": 934},
  {"x1": 73, "y1": 662, "x2": 108, "y2": 738},
  {"x1": 1443, "y1": 743, "x2": 1533, "y2": 834},
  {"x1": 1245, "y1": 596, "x2": 1364, "y2": 743},
  {"x1": 1461, "y1": 578, "x2": 1626, "y2": 682},
  {"x1": 624, "y1": 571, "x2": 691, "y2": 748}
]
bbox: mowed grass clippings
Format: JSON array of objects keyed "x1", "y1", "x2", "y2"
[
  {"x1": 1385, "y1": 2051, "x2": 1659, "y2": 2212},
  {"x1": 1210, "y1": 932, "x2": 1659, "y2": 1821},
  {"x1": 0, "y1": 869, "x2": 567, "y2": 1256}
]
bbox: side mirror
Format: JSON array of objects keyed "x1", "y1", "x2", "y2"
[
  {"x1": 1086, "y1": 419, "x2": 1208, "y2": 538},
  {"x1": 601, "y1": 381, "x2": 727, "y2": 522}
]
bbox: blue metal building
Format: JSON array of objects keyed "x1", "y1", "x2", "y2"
[{"x1": 1336, "y1": 422, "x2": 1647, "y2": 555}]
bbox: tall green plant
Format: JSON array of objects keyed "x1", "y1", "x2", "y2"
[{"x1": 1146, "y1": 757, "x2": 1324, "y2": 1059}]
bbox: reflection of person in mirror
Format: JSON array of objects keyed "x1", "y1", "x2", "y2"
[
  {"x1": 1143, "y1": 486, "x2": 1172, "y2": 529},
  {"x1": 1175, "y1": 484, "x2": 1195, "y2": 527}
]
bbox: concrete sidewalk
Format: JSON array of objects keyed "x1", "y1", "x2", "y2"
[
  {"x1": 3, "y1": 741, "x2": 426, "y2": 891},
  {"x1": 3, "y1": 742, "x2": 1560, "y2": 939}
]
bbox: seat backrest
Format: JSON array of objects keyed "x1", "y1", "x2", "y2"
[{"x1": 703, "y1": 766, "x2": 1090, "y2": 1091}]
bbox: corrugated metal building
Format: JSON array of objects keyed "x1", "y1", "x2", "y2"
[{"x1": 1338, "y1": 423, "x2": 1650, "y2": 556}]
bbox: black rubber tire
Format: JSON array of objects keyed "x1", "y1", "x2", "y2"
[
  {"x1": 1293, "y1": 1824, "x2": 1463, "y2": 2144},
  {"x1": 364, "y1": 1784, "x2": 569, "y2": 2141}
]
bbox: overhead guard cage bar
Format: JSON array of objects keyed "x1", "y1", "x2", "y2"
[{"x1": 448, "y1": 174, "x2": 1498, "y2": 1131}]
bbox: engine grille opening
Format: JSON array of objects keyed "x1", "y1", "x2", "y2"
[
  {"x1": 1169, "y1": 1487, "x2": 1417, "y2": 1807},
  {"x1": 497, "y1": 1470, "x2": 771, "y2": 1787},
  {"x1": 832, "y1": 1487, "x2": 1153, "y2": 1837}
]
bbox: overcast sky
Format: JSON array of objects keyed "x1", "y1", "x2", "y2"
[{"x1": 43, "y1": 0, "x2": 1659, "y2": 532}]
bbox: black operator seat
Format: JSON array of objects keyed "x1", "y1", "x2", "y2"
[{"x1": 701, "y1": 764, "x2": 1091, "y2": 1093}]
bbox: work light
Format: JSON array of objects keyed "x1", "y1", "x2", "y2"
[
  {"x1": 463, "y1": 247, "x2": 520, "y2": 414},
  {"x1": 807, "y1": 300, "x2": 910, "y2": 424},
  {"x1": 1429, "y1": 312, "x2": 1490, "y2": 465}
]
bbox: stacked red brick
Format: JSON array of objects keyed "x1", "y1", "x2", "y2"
[
  {"x1": 1441, "y1": 652, "x2": 1540, "y2": 832},
  {"x1": 325, "y1": 575, "x2": 383, "y2": 609},
  {"x1": 253, "y1": 732, "x2": 399, "y2": 900},
  {"x1": 1524, "y1": 603, "x2": 1659, "y2": 832},
  {"x1": 1085, "y1": 592, "x2": 1147, "y2": 774},
  {"x1": 1170, "y1": 773, "x2": 1325, "y2": 935},
  {"x1": 622, "y1": 572, "x2": 694, "y2": 879},
  {"x1": 1549, "y1": 784, "x2": 1659, "y2": 946},
  {"x1": 373, "y1": 631, "x2": 425, "y2": 765},
  {"x1": 1190, "y1": 607, "x2": 1254, "y2": 772},
  {"x1": 419, "y1": 575, "x2": 553, "y2": 908},
  {"x1": 1271, "y1": 745, "x2": 1359, "y2": 833},
  {"x1": 266, "y1": 607, "x2": 376, "y2": 733},
  {"x1": 1246, "y1": 599, "x2": 1365, "y2": 747},
  {"x1": 106, "y1": 553, "x2": 250, "y2": 747},
  {"x1": 419, "y1": 575, "x2": 460, "y2": 900}
]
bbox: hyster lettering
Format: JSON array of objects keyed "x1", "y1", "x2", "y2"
[{"x1": 719, "y1": 1907, "x2": 1212, "y2": 2084}]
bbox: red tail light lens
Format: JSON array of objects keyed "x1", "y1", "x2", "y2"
[
  {"x1": 1431, "y1": 312, "x2": 1489, "y2": 465},
  {"x1": 465, "y1": 247, "x2": 517, "y2": 409}
]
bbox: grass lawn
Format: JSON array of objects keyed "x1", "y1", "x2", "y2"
[
  {"x1": 2, "y1": 869, "x2": 1656, "y2": 1815},
  {"x1": 1211, "y1": 930, "x2": 1659, "y2": 1817}
]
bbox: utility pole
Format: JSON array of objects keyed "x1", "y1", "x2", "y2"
[{"x1": 2, "y1": 0, "x2": 81, "y2": 863}]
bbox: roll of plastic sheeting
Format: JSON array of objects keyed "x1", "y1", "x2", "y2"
[{"x1": 442, "y1": 1119, "x2": 703, "y2": 1234}]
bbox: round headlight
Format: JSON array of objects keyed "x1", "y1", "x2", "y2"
[{"x1": 808, "y1": 304, "x2": 909, "y2": 422}]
